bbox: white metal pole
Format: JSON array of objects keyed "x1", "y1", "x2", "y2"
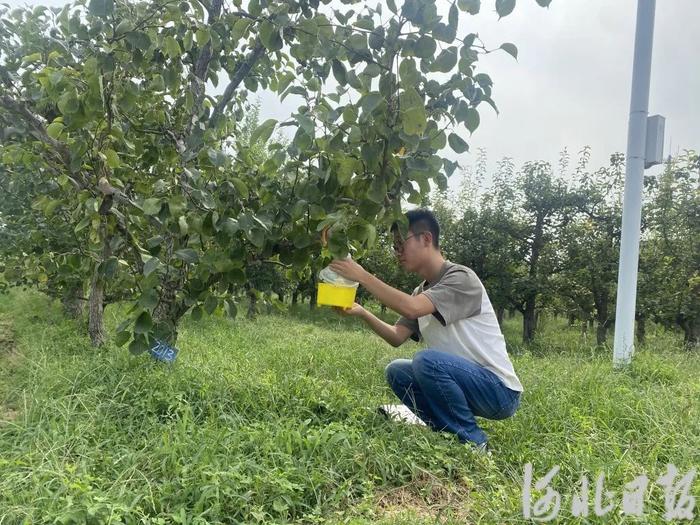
[{"x1": 613, "y1": 0, "x2": 656, "y2": 367}]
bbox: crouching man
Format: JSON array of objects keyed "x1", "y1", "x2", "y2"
[{"x1": 330, "y1": 209, "x2": 523, "y2": 450}]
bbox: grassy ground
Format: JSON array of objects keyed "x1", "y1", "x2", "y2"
[{"x1": 0, "y1": 289, "x2": 698, "y2": 524}]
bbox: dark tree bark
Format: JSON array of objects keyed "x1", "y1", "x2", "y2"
[
  {"x1": 61, "y1": 281, "x2": 85, "y2": 319},
  {"x1": 635, "y1": 313, "x2": 646, "y2": 346},
  {"x1": 87, "y1": 265, "x2": 105, "y2": 346}
]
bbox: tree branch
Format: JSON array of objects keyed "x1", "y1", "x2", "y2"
[{"x1": 208, "y1": 38, "x2": 265, "y2": 128}]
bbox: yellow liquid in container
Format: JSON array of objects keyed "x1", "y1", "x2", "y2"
[{"x1": 317, "y1": 282, "x2": 357, "y2": 308}]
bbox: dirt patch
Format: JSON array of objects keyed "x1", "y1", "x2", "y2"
[
  {"x1": 0, "y1": 407, "x2": 18, "y2": 424},
  {"x1": 374, "y1": 469, "x2": 473, "y2": 523},
  {"x1": 0, "y1": 317, "x2": 15, "y2": 351},
  {"x1": 0, "y1": 315, "x2": 23, "y2": 424}
]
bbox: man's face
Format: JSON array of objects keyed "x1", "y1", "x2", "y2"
[{"x1": 392, "y1": 229, "x2": 425, "y2": 272}]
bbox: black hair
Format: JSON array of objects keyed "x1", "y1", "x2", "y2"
[{"x1": 391, "y1": 208, "x2": 440, "y2": 248}]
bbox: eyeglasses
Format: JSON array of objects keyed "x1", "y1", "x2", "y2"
[{"x1": 392, "y1": 233, "x2": 422, "y2": 254}]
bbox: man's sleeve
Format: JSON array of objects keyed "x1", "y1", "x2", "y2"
[
  {"x1": 395, "y1": 315, "x2": 421, "y2": 342},
  {"x1": 421, "y1": 267, "x2": 482, "y2": 326},
  {"x1": 394, "y1": 285, "x2": 421, "y2": 342}
]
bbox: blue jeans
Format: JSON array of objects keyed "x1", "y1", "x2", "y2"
[{"x1": 385, "y1": 349, "x2": 521, "y2": 445}]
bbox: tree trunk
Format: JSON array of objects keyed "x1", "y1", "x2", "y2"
[
  {"x1": 309, "y1": 275, "x2": 317, "y2": 311},
  {"x1": 680, "y1": 316, "x2": 699, "y2": 350},
  {"x1": 595, "y1": 294, "x2": 610, "y2": 346},
  {"x1": 152, "y1": 276, "x2": 184, "y2": 344},
  {"x1": 568, "y1": 312, "x2": 576, "y2": 327},
  {"x1": 496, "y1": 306, "x2": 505, "y2": 326},
  {"x1": 523, "y1": 300, "x2": 536, "y2": 343},
  {"x1": 62, "y1": 281, "x2": 85, "y2": 319},
  {"x1": 522, "y1": 213, "x2": 544, "y2": 344},
  {"x1": 292, "y1": 289, "x2": 299, "y2": 305},
  {"x1": 87, "y1": 266, "x2": 106, "y2": 347},
  {"x1": 635, "y1": 313, "x2": 646, "y2": 346},
  {"x1": 247, "y1": 285, "x2": 257, "y2": 319}
]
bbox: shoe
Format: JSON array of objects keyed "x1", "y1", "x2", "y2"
[{"x1": 469, "y1": 441, "x2": 492, "y2": 457}]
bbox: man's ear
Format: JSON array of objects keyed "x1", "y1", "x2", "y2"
[{"x1": 422, "y1": 231, "x2": 434, "y2": 247}]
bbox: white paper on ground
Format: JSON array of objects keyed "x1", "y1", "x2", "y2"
[{"x1": 377, "y1": 404, "x2": 426, "y2": 426}]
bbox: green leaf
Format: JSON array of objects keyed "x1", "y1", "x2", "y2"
[
  {"x1": 183, "y1": 31, "x2": 193, "y2": 51},
  {"x1": 129, "y1": 335, "x2": 149, "y2": 355},
  {"x1": 57, "y1": 91, "x2": 79, "y2": 115},
  {"x1": 207, "y1": 148, "x2": 226, "y2": 167},
  {"x1": 125, "y1": 31, "x2": 151, "y2": 51},
  {"x1": 142, "y1": 198, "x2": 162, "y2": 216},
  {"x1": 115, "y1": 330, "x2": 131, "y2": 347},
  {"x1": 327, "y1": 229, "x2": 349, "y2": 259},
  {"x1": 458, "y1": 0, "x2": 481, "y2": 14},
  {"x1": 536, "y1": 0, "x2": 552, "y2": 6},
  {"x1": 245, "y1": 228, "x2": 265, "y2": 248},
  {"x1": 224, "y1": 299, "x2": 237, "y2": 319},
  {"x1": 367, "y1": 177, "x2": 387, "y2": 204},
  {"x1": 44, "y1": 199, "x2": 62, "y2": 217},
  {"x1": 88, "y1": 0, "x2": 114, "y2": 18},
  {"x1": 174, "y1": 249, "x2": 199, "y2": 264},
  {"x1": 414, "y1": 36, "x2": 436, "y2": 59},
  {"x1": 229, "y1": 178, "x2": 248, "y2": 199},
  {"x1": 399, "y1": 58, "x2": 420, "y2": 86},
  {"x1": 46, "y1": 121, "x2": 64, "y2": 139},
  {"x1": 21, "y1": 52, "x2": 42, "y2": 64},
  {"x1": 250, "y1": 118, "x2": 277, "y2": 144},
  {"x1": 134, "y1": 311, "x2": 152, "y2": 335},
  {"x1": 368, "y1": 28, "x2": 384, "y2": 50},
  {"x1": 190, "y1": 306, "x2": 203, "y2": 321},
  {"x1": 365, "y1": 224, "x2": 377, "y2": 248},
  {"x1": 387, "y1": 0, "x2": 398, "y2": 14},
  {"x1": 204, "y1": 295, "x2": 218, "y2": 315},
  {"x1": 474, "y1": 73, "x2": 493, "y2": 89},
  {"x1": 342, "y1": 105, "x2": 358, "y2": 124},
  {"x1": 332, "y1": 60, "x2": 347, "y2": 86},
  {"x1": 464, "y1": 108, "x2": 480, "y2": 133},
  {"x1": 348, "y1": 33, "x2": 368, "y2": 51},
  {"x1": 448, "y1": 133, "x2": 469, "y2": 153},
  {"x1": 500, "y1": 42, "x2": 518, "y2": 59},
  {"x1": 163, "y1": 35, "x2": 181, "y2": 58},
  {"x1": 151, "y1": 74, "x2": 165, "y2": 91},
  {"x1": 115, "y1": 19, "x2": 133, "y2": 35},
  {"x1": 74, "y1": 216, "x2": 90, "y2": 233},
  {"x1": 276, "y1": 72, "x2": 294, "y2": 94},
  {"x1": 195, "y1": 28, "x2": 210, "y2": 46},
  {"x1": 362, "y1": 63, "x2": 382, "y2": 77},
  {"x1": 178, "y1": 216, "x2": 189, "y2": 236},
  {"x1": 431, "y1": 47, "x2": 458, "y2": 73},
  {"x1": 105, "y1": 149, "x2": 120, "y2": 169},
  {"x1": 143, "y1": 256, "x2": 160, "y2": 276},
  {"x1": 400, "y1": 87, "x2": 427, "y2": 136},
  {"x1": 260, "y1": 20, "x2": 283, "y2": 52},
  {"x1": 360, "y1": 92, "x2": 383, "y2": 116},
  {"x1": 496, "y1": 0, "x2": 516, "y2": 18},
  {"x1": 231, "y1": 18, "x2": 252, "y2": 41},
  {"x1": 443, "y1": 158, "x2": 459, "y2": 177},
  {"x1": 138, "y1": 289, "x2": 159, "y2": 311}
]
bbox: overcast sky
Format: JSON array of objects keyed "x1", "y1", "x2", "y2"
[{"x1": 6, "y1": 0, "x2": 699, "y2": 189}]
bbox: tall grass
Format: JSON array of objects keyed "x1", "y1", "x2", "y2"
[{"x1": 0, "y1": 289, "x2": 698, "y2": 524}]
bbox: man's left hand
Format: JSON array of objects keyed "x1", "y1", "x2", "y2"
[{"x1": 328, "y1": 258, "x2": 368, "y2": 284}]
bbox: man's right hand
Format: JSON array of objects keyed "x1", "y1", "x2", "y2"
[{"x1": 333, "y1": 302, "x2": 365, "y2": 317}]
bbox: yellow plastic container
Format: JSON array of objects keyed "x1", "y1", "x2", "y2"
[{"x1": 317, "y1": 282, "x2": 358, "y2": 308}]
